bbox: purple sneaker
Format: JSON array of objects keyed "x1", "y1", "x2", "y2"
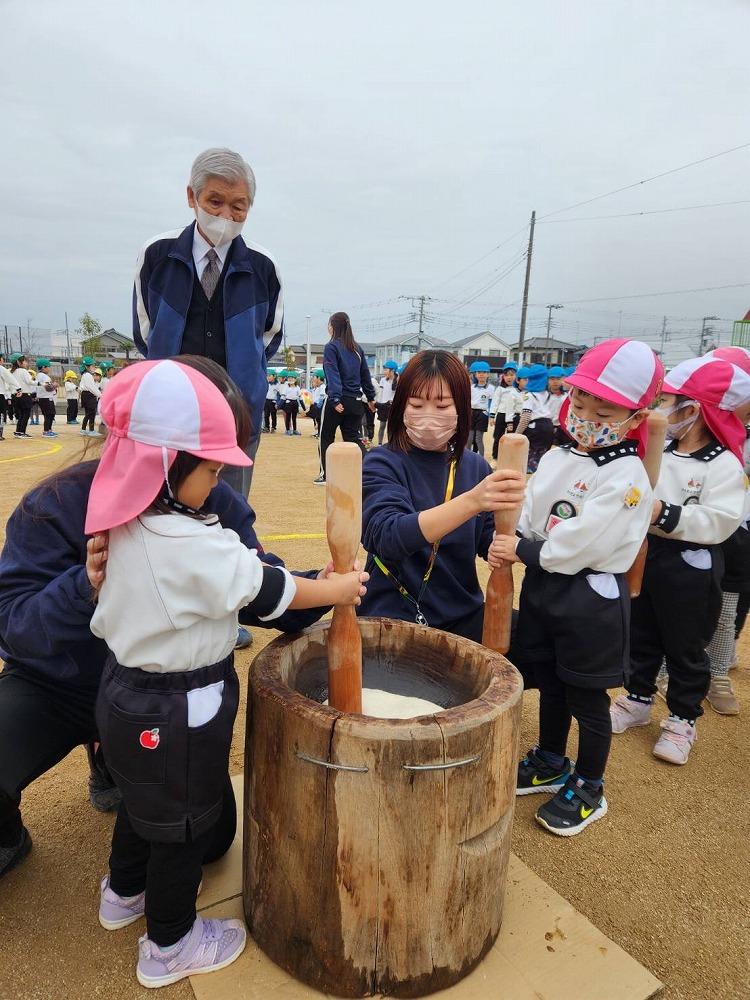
[
  {"x1": 99, "y1": 875, "x2": 203, "y2": 931},
  {"x1": 137, "y1": 916, "x2": 247, "y2": 988},
  {"x1": 99, "y1": 875, "x2": 145, "y2": 930}
]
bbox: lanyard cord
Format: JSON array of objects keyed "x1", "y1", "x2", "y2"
[{"x1": 372, "y1": 459, "x2": 457, "y2": 625}]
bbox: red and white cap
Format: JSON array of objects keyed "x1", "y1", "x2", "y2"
[
  {"x1": 564, "y1": 338, "x2": 664, "y2": 409},
  {"x1": 706, "y1": 345, "x2": 750, "y2": 377},
  {"x1": 85, "y1": 360, "x2": 251, "y2": 534},
  {"x1": 662, "y1": 357, "x2": 750, "y2": 462}
]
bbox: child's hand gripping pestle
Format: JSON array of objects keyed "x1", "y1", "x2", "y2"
[
  {"x1": 482, "y1": 433, "x2": 529, "y2": 654},
  {"x1": 325, "y1": 442, "x2": 363, "y2": 713},
  {"x1": 624, "y1": 409, "x2": 668, "y2": 598}
]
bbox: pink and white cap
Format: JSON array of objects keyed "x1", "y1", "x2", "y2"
[
  {"x1": 564, "y1": 338, "x2": 664, "y2": 409},
  {"x1": 706, "y1": 345, "x2": 750, "y2": 377},
  {"x1": 662, "y1": 356, "x2": 750, "y2": 462},
  {"x1": 85, "y1": 360, "x2": 251, "y2": 534}
]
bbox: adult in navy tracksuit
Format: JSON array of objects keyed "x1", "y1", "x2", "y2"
[
  {"x1": 315, "y1": 312, "x2": 376, "y2": 484},
  {"x1": 0, "y1": 362, "x2": 329, "y2": 882},
  {"x1": 132, "y1": 148, "x2": 283, "y2": 497},
  {"x1": 359, "y1": 350, "x2": 526, "y2": 642}
]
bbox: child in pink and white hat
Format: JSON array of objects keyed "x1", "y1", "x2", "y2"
[
  {"x1": 612, "y1": 356, "x2": 749, "y2": 762},
  {"x1": 87, "y1": 359, "x2": 367, "y2": 989},
  {"x1": 489, "y1": 338, "x2": 661, "y2": 837}
]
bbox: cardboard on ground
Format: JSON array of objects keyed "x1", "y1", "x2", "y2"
[{"x1": 190, "y1": 776, "x2": 662, "y2": 1000}]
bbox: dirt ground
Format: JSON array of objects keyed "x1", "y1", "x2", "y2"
[{"x1": 0, "y1": 419, "x2": 748, "y2": 1000}]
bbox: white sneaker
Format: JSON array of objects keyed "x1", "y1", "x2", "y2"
[
  {"x1": 653, "y1": 718, "x2": 696, "y2": 765},
  {"x1": 610, "y1": 694, "x2": 652, "y2": 734}
]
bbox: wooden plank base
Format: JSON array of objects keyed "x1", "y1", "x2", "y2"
[{"x1": 191, "y1": 776, "x2": 662, "y2": 1000}]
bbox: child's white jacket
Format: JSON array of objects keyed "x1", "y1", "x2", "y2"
[
  {"x1": 91, "y1": 512, "x2": 296, "y2": 672},
  {"x1": 516, "y1": 441, "x2": 652, "y2": 575},
  {"x1": 650, "y1": 442, "x2": 746, "y2": 546},
  {"x1": 490, "y1": 385, "x2": 519, "y2": 420}
]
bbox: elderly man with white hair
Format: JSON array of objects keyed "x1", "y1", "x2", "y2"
[{"x1": 133, "y1": 147, "x2": 283, "y2": 497}]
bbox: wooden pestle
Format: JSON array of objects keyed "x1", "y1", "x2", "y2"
[
  {"x1": 325, "y1": 442, "x2": 363, "y2": 712},
  {"x1": 482, "y1": 433, "x2": 529, "y2": 654}
]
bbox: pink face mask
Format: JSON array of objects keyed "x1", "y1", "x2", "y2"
[{"x1": 404, "y1": 410, "x2": 457, "y2": 451}]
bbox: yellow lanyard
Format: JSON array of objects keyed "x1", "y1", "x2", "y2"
[{"x1": 372, "y1": 459, "x2": 457, "y2": 626}]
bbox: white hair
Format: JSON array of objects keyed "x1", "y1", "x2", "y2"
[{"x1": 189, "y1": 148, "x2": 256, "y2": 204}]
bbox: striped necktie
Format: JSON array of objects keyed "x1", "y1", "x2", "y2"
[{"x1": 200, "y1": 249, "x2": 220, "y2": 299}]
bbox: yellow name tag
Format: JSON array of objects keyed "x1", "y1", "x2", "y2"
[{"x1": 623, "y1": 486, "x2": 641, "y2": 509}]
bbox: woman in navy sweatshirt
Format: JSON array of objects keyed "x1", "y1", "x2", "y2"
[
  {"x1": 315, "y1": 312, "x2": 376, "y2": 485},
  {"x1": 359, "y1": 351, "x2": 525, "y2": 641},
  {"x1": 0, "y1": 357, "x2": 331, "y2": 882}
]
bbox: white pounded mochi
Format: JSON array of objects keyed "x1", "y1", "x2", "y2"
[{"x1": 325, "y1": 688, "x2": 442, "y2": 719}]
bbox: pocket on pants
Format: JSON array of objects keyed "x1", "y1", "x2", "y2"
[
  {"x1": 187, "y1": 674, "x2": 239, "y2": 805},
  {"x1": 585, "y1": 572, "x2": 620, "y2": 599},
  {"x1": 105, "y1": 704, "x2": 168, "y2": 785},
  {"x1": 681, "y1": 549, "x2": 712, "y2": 570}
]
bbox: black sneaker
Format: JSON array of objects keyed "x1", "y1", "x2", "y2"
[
  {"x1": 0, "y1": 826, "x2": 32, "y2": 880},
  {"x1": 312, "y1": 475, "x2": 326, "y2": 485},
  {"x1": 517, "y1": 747, "x2": 574, "y2": 796},
  {"x1": 535, "y1": 775, "x2": 608, "y2": 837}
]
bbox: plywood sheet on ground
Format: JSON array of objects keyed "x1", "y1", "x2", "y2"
[{"x1": 191, "y1": 776, "x2": 661, "y2": 1000}]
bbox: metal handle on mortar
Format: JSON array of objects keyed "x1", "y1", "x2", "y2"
[
  {"x1": 403, "y1": 754, "x2": 481, "y2": 772},
  {"x1": 296, "y1": 751, "x2": 369, "y2": 773}
]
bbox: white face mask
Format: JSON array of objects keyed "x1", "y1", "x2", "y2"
[{"x1": 194, "y1": 205, "x2": 245, "y2": 246}]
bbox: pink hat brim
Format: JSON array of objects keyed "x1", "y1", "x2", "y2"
[{"x1": 85, "y1": 437, "x2": 253, "y2": 535}]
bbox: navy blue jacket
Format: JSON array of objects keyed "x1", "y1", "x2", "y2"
[
  {"x1": 359, "y1": 445, "x2": 495, "y2": 629},
  {"x1": 133, "y1": 222, "x2": 283, "y2": 437},
  {"x1": 0, "y1": 464, "x2": 325, "y2": 687},
  {"x1": 323, "y1": 340, "x2": 376, "y2": 405}
]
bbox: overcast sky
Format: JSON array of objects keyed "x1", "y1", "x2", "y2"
[{"x1": 2, "y1": 0, "x2": 749, "y2": 363}]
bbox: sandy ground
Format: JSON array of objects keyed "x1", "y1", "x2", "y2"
[{"x1": 0, "y1": 418, "x2": 748, "y2": 1000}]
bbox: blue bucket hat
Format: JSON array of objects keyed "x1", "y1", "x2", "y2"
[
  {"x1": 547, "y1": 365, "x2": 566, "y2": 378},
  {"x1": 526, "y1": 364, "x2": 549, "y2": 392},
  {"x1": 469, "y1": 360, "x2": 491, "y2": 373},
  {"x1": 383, "y1": 359, "x2": 399, "y2": 371},
  {"x1": 502, "y1": 360, "x2": 519, "y2": 372}
]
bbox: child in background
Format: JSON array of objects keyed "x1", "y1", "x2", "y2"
[
  {"x1": 490, "y1": 363, "x2": 521, "y2": 460},
  {"x1": 28, "y1": 369, "x2": 39, "y2": 425},
  {"x1": 517, "y1": 365, "x2": 554, "y2": 473},
  {"x1": 280, "y1": 373, "x2": 305, "y2": 435},
  {"x1": 79, "y1": 357, "x2": 102, "y2": 436},
  {"x1": 547, "y1": 365, "x2": 568, "y2": 445},
  {"x1": 468, "y1": 361, "x2": 492, "y2": 456},
  {"x1": 309, "y1": 370, "x2": 327, "y2": 438},
  {"x1": 375, "y1": 360, "x2": 398, "y2": 445},
  {"x1": 64, "y1": 370, "x2": 80, "y2": 424},
  {"x1": 89, "y1": 359, "x2": 367, "y2": 989},
  {"x1": 611, "y1": 357, "x2": 749, "y2": 764},
  {"x1": 263, "y1": 372, "x2": 278, "y2": 433},
  {"x1": 493, "y1": 339, "x2": 661, "y2": 836},
  {"x1": 34, "y1": 359, "x2": 58, "y2": 438}
]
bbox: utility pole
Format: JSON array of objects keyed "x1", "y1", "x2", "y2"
[
  {"x1": 65, "y1": 311, "x2": 71, "y2": 364},
  {"x1": 305, "y1": 315, "x2": 312, "y2": 389},
  {"x1": 544, "y1": 304, "x2": 563, "y2": 366},
  {"x1": 399, "y1": 295, "x2": 433, "y2": 350},
  {"x1": 699, "y1": 316, "x2": 718, "y2": 355},
  {"x1": 517, "y1": 210, "x2": 536, "y2": 365},
  {"x1": 659, "y1": 316, "x2": 668, "y2": 359}
]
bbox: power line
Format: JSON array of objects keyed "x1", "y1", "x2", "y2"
[
  {"x1": 430, "y1": 224, "x2": 529, "y2": 291},
  {"x1": 538, "y1": 140, "x2": 750, "y2": 221},
  {"x1": 537, "y1": 199, "x2": 750, "y2": 224},
  {"x1": 535, "y1": 281, "x2": 750, "y2": 305}
]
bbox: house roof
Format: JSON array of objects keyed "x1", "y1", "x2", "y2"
[
  {"x1": 510, "y1": 336, "x2": 579, "y2": 350},
  {"x1": 99, "y1": 328, "x2": 136, "y2": 346},
  {"x1": 375, "y1": 332, "x2": 448, "y2": 347},
  {"x1": 449, "y1": 330, "x2": 510, "y2": 350}
]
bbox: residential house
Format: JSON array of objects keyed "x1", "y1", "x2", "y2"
[
  {"x1": 508, "y1": 337, "x2": 584, "y2": 367},
  {"x1": 373, "y1": 332, "x2": 448, "y2": 372},
  {"x1": 448, "y1": 330, "x2": 512, "y2": 369}
]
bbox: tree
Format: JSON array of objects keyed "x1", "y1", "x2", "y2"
[
  {"x1": 77, "y1": 312, "x2": 103, "y2": 357},
  {"x1": 283, "y1": 345, "x2": 296, "y2": 370}
]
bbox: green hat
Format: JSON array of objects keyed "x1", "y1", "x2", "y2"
[
  {"x1": 36, "y1": 358, "x2": 51, "y2": 369},
  {"x1": 314, "y1": 368, "x2": 325, "y2": 379},
  {"x1": 99, "y1": 360, "x2": 113, "y2": 370},
  {"x1": 81, "y1": 356, "x2": 95, "y2": 367},
  {"x1": 8, "y1": 353, "x2": 23, "y2": 363}
]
